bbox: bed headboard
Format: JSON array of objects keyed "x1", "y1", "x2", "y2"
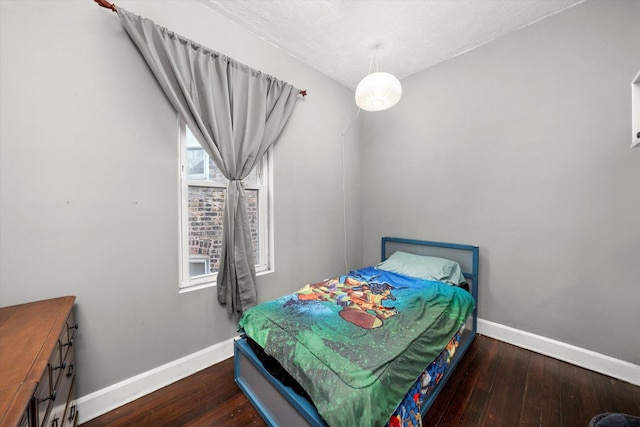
[
  {"x1": 381, "y1": 236, "x2": 479, "y2": 330},
  {"x1": 381, "y1": 237, "x2": 478, "y2": 278}
]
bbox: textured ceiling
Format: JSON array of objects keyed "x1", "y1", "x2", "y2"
[{"x1": 196, "y1": 0, "x2": 585, "y2": 89}]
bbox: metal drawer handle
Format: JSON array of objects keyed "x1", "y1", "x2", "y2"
[{"x1": 41, "y1": 389, "x2": 57, "y2": 403}]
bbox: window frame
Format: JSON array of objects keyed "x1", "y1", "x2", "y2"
[{"x1": 178, "y1": 120, "x2": 273, "y2": 291}]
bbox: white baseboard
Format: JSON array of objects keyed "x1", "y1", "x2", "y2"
[
  {"x1": 477, "y1": 318, "x2": 640, "y2": 386},
  {"x1": 76, "y1": 336, "x2": 237, "y2": 424}
]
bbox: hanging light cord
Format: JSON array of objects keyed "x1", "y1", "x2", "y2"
[
  {"x1": 340, "y1": 46, "x2": 382, "y2": 273},
  {"x1": 367, "y1": 47, "x2": 380, "y2": 75},
  {"x1": 340, "y1": 107, "x2": 361, "y2": 274}
]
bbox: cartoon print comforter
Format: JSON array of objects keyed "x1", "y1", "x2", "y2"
[{"x1": 238, "y1": 267, "x2": 475, "y2": 427}]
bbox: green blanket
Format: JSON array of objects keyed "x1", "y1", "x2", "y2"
[{"x1": 238, "y1": 267, "x2": 475, "y2": 427}]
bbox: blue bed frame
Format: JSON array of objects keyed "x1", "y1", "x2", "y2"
[{"x1": 234, "y1": 237, "x2": 479, "y2": 426}]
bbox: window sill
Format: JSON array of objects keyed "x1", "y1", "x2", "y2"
[
  {"x1": 179, "y1": 281, "x2": 215, "y2": 294},
  {"x1": 179, "y1": 268, "x2": 274, "y2": 294}
]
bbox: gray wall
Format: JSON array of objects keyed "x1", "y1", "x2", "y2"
[
  {"x1": 361, "y1": 0, "x2": 640, "y2": 365},
  {"x1": 0, "y1": 0, "x2": 362, "y2": 396}
]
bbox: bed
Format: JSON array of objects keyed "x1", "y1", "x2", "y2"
[{"x1": 234, "y1": 237, "x2": 479, "y2": 426}]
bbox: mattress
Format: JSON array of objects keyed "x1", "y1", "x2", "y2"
[{"x1": 238, "y1": 267, "x2": 475, "y2": 427}]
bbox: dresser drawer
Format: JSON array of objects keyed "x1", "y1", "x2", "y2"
[
  {"x1": 50, "y1": 339, "x2": 64, "y2": 394},
  {"x1": 63, "y1": 378, "x2": 77, "y2": 427},
  {"x1": 33, "y1": 365, "x2": 52, "y2": 427},
  {"x1": 48, "y1": 348, "x2": 75, "y2": 427},
  {"x1": 61, "y1": 312, "x2": 77, "y2": 362}
]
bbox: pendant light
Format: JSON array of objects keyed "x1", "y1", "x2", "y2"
[{"x1": 355, "y1": 48, "x2": 402, "y2": 112}]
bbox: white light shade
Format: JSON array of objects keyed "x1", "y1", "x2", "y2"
[{"x1": 355, "y1": 72, "x2": 402, "y2": 112}]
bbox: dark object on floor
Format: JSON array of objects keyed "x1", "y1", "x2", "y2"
[{"x1": 590, "y1": 413, "x2": 640, "y2": 427}]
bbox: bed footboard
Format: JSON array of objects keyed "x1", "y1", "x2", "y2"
[
  {"x1": 420, "y1": 315, "x2": 476, "y2": 417},
  {"x1": 235, "y1": 322, "x2": 476, "y2": 426},
  {"x1": 234, "y1": 337, "x2": 327, "y2": 427}
]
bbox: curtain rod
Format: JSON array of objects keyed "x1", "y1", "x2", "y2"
[{"x1": 93, "y1": 0, "x2": 307, "y2": 97}]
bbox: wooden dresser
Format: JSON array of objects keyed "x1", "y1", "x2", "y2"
[{"x1": 0, "y1": 296, "x2": 78, "y2": 427}]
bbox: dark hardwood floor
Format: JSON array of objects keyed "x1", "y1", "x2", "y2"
[{"x1": 81, "y1": 335, "x2": 640, "y2": 427}]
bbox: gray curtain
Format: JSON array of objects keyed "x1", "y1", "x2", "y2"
[{"x1": 117, "y1": 8, "x2": 300, "y2": 313}]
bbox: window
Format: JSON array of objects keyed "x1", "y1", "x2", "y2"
[{"x1": 179, "y1": 122, "x2": 272, "y2": 290}]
